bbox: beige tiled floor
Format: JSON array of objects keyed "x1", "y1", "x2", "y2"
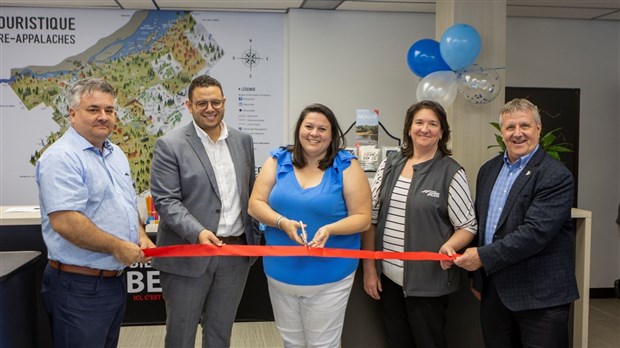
[
  {"x1": 119, "y1": 322, "x2": 282, "y2": 348},
  {"x1": 587, "y1": 298, "x2": 620, "y2": 348},
  {"x1": 119, "y1": 298, "x2": 620, "y2": 348}
]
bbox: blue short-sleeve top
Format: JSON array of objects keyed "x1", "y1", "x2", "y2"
[{"x1": 263, "y1": 148, "x2": 360, "y2": 285}]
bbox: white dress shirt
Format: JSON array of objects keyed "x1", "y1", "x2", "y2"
[{"x1": 193, "y1": 121, "x2": 244, "y2": 237}]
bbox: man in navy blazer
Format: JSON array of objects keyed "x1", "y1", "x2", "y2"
[
  {"x1": 150, "y1": 75, "x2": 259, "y2": 347},
  {"x1": 455, "y1": 98, "x2": 579, "y2": 348}
]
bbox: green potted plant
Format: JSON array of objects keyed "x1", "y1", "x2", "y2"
[{"x1": 488, "y1": 122, "x2": 572, "y2": 161}]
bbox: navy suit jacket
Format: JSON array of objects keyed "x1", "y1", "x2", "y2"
[
  {"x1": 473, "y1": 148, "x2": 579, "y2": 311},
  {"x1": 150, "y1": 122, "x2": 259, "y2": 277}
]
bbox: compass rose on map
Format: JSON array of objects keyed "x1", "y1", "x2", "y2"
[{"x1": 233, "y1": 39, "x2": 269, "y2": 78}]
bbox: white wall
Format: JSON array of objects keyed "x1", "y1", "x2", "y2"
[
  {"x1": 288, "y1": 9, "x2": 434, "y2": 146},
  {"x1": 506, "y1": 17, "x2": 620, "y2": 289},
  {"x1": 287, "y1": 9, "x2": 620, "y2": 289}
]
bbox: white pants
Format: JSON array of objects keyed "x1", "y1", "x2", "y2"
[{"x1": 267, "y1": 272, "x2": 355, "y2": 348}]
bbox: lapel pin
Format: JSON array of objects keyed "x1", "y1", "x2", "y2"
[{"x1": 525, "y1": 170, "x2": 531, "y2": 176}]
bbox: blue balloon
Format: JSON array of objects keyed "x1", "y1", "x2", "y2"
[
  {"x1": 439, "y1": 23, "x2": 482, "y2": 71},
  {"x1": 406, "y1": 39, "x2": 451, "y2": 78}
]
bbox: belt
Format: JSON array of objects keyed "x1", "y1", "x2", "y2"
[
  {"x1": 49, "y1": 260, "x2": 124, "y2": 278},
  {"x1": 218, "y1": 234, "x2": 246, "y2": 244}
]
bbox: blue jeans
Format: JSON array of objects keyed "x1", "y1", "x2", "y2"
[{"x1": 42, "y1": 264, "x2": 127, "y2": 348}]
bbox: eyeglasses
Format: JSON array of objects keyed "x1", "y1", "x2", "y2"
[{"x1": 193, "y1": 99, "x2": 224, "y2": 110}]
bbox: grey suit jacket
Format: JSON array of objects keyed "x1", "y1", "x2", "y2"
[
  {"x1": 150, "y1": 122, "x2": 258, "y2": 277},
  {"x1": 473, "y1": 148, "x2": 579, "y2": 311}
]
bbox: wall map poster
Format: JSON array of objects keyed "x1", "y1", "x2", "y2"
[{"x1": 0, "y1": 7, "x2": 284, "y2": 205}]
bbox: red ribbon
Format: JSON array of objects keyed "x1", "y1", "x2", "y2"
[{"x1": 143, "y1": 244, "x2": 458, "y2": 261}]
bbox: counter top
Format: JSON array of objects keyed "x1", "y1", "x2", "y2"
[
  {"x1": 0, "y1": 251, "x2": 41, "y2": 282},
  {"x1": 571, "y1": 208, "x2": 592, "y2": 219},
  {"x1": 0, "y1": 206, "x2": 42, "y2": 226},
  {"x1": 0, "y1": 206, "x2": 593, "y2": 226}
]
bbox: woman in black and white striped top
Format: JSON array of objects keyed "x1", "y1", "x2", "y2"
[{"x1": 362, "y1": 100, "x2": 477, "y2": 348}]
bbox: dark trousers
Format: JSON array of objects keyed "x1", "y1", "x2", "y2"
[
  {"x1": 480, "y1": 276, "x2": 571, "y2": 348},
  {"x1": 380, "y1": 274, "x2": 449, "y2": 348},
  {"x1": 42, "y1": 264, "x2": 127, "y2": 348}
]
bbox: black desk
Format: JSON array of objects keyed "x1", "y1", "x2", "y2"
[
  {"x1": 0, "y1": 215, "x2": 274, "y2": 328},
  {"x1": 0, "y1": 221, "x2": 52, "y2": 348},
  {"x1": 0, "y1": 251, "x2": 42, "y2": 348}
]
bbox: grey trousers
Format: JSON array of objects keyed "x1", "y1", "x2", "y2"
[{"x1": 160, "y1": 255, "x2": 251, "y2": 348}]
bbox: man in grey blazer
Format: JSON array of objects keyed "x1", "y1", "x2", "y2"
[
  {"x1": 455, "y1": 98, "x2": 578, "y2": 348},
  {"x1": 150, "y1": 75, "x2": 259, "y2": 347}
]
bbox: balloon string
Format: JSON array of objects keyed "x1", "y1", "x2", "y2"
[{"x1": 459, "y1": 66, "x2": 506, "y2": 73}]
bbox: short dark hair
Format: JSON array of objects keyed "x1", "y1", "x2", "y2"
[
  {"x1": 187, "y1": 75, "x2": 223, "y2": 101},
  {"x1": 290, "y1": 103, "x2": 346, "y2": 170},
  {"x1": 401, "y1": 100, "x2": 452, "y2": 157}
]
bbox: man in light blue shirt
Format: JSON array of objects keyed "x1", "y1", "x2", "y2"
[
  {"x1": 35, "y1": 77, "x2": 154, "y2": 348},
  {"x1": 484, "y1": 145, "x2": 538, "y2": 246}
]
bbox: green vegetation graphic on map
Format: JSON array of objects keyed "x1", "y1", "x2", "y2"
[{"x1": 9, "y1": 10, "x2": 224, "y2": 193}]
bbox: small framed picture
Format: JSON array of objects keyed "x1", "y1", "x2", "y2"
[{"x1": 382, "y1": 146, "x2": 400, "y2": 160}]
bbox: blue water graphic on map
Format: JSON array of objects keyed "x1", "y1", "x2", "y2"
[
  {"x1": 93, "y1": 11, "x2": 182, "y2": 62},
  {"x1": 0, "y1": 10, "x2": 184, "y2": 84}
]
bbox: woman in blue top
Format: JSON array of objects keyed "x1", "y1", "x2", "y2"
[{"x1": 249, "y1": 103, "x2": 371, "y2": 347}]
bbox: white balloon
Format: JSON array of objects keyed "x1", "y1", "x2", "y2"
[
  {"x1": 416, "y1": 71, "x2": 458, "y2": 109},
  {"x1": 457, "y1": 65, "x2": 501, "y2": 104}
]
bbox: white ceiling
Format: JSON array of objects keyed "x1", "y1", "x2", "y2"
[{"x1": 0, "y1": 0, "x2": 618, "y2": 21}]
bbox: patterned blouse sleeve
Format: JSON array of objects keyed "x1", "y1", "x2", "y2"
[
  {"x1": 370, "y1": 158, "x2": 388, "y2": 224},
  {"x1": 333, "y1": 150, "x2": 353, "y2": 173},
  {"x1": 447, "y1": 168, "x2": 478, "y2": 234},
  {"x1": 270, "y1": 147, "x2": 293, "y2": 177}
]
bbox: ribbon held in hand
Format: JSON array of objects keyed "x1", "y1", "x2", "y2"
[{"x1": 143, "y1": 244, "x2": 458, "y2": 261}]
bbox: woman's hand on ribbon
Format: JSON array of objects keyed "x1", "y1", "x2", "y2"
[
  {"x1": 280, "y1": 218, "x2": 307, "y2": 246},
  {"x1": 308, "y1": 226, "x2": 330, "y2": 248},
  {"x1": 438, "y1": 244, "x2": 457, "y2": 270}
]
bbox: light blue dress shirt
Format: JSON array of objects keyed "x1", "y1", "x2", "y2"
[
  {"x1": 35, "y1": 127, "x2": 139, "y2": 270},
  {"x1": 484, "y1": 146, "x2": 539, "y2": 246}
]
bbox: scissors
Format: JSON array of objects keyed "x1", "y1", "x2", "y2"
[{"x1": 299, "y1": 220, "x2": 309, "y2": 247}]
